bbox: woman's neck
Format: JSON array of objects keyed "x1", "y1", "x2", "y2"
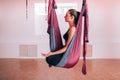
[{"x1": 69, "y1": 22, "x2": 75, "y2": 28}]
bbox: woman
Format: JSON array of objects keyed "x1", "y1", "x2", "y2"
[{"x1": 42, "y1": 9, "x2": 80, "y2": 66}]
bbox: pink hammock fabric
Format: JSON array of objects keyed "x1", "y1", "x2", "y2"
[
  {"x1": 47, "y1": 0, "x2": 63, "y2": 51},
  {"x1": 47, "y1": 0, "x2": 89, "y2": 75}
]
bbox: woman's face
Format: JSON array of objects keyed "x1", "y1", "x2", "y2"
[{"x1": 64, "y1": 11, "x2": 74, "y2": 22}]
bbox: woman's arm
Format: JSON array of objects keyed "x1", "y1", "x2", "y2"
[{"x1": 42, "y1": 27, "x2": 76, "y2": 57}]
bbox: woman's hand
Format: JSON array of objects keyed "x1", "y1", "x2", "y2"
[{"x1": 42, "y1": 52, "x2": 52, "y2": 57}]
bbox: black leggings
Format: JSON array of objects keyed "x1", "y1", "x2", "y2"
[{"x1": 46, "y1": 53, "x2": 63, "y2": 66}]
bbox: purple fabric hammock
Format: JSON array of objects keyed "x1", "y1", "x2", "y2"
[
  {"x1": 47, "y1": 0, "x2": 63, "y2": 51},
  {"x1": 47, "y1": 0, "x2": 89, "y2": 75}
]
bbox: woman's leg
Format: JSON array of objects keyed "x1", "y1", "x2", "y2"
[{"x1": 46, "y1": 53, "x2": 63, "y2": 66}]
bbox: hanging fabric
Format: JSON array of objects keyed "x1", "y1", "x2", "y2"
[
  {"x1": 47, "y1": 0, "x2": 63, "y2": 51},
  {"x1": 46, "y1": 0, "x2": 89, "y2": 75},
  {"x1": 26, "y1": 0, "x2": 28, "y2": 20}
]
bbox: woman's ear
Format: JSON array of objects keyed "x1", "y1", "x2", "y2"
[{"x1": 71, "y1": 16, "x2": 75, "y2": 21}]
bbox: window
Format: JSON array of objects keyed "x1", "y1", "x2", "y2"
[{"x1": 34, "y1": 3, "x2": 78, "y2": 35}]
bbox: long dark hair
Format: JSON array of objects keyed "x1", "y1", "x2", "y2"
[{"x1": 68, "y1": 9, "x2": 80, "y2": 26}]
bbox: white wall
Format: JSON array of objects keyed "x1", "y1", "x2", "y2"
[
  {"x1": 0, "y1": 0, "x2": 120, "y2": 58},
  {"x1": 88, "y1": 0, "x2": 120, "y2": 58}
]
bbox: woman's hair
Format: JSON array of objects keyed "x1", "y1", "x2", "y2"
[{"x1": 68, "y1": 9, "x2": 80, "y2": 25}]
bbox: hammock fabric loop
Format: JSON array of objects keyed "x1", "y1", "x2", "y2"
[{"x1": 46, "y1": 0, "x2": 89, "y2": 75}]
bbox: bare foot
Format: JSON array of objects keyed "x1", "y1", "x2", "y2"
[{"x1": 41, "y1": 53, "x2": 49, "y2": 57}]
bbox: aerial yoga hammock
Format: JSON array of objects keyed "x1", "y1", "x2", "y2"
[
  {"x1": 26, "y1": 0, "x2": 28, "y2": 20},
  {"x1": 46, "y1": 0, "x2": 89, "y2": 75}
]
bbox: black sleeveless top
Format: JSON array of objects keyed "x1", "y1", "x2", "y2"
[{"x1": 63, "y1": 31, "x2": 69, "y2": 42}]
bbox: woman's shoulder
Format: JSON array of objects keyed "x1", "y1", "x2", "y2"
[{"x1": 68, "y1": 27, "x2": 76, "y2": 33}]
